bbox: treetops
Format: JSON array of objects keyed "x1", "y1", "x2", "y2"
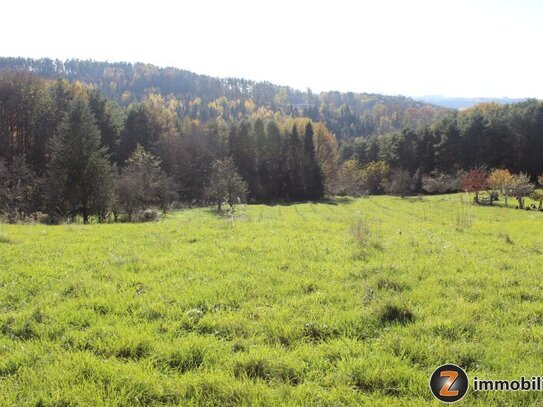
[{"x1": 1, "y1": 70, "x2": 543, "y2": 224}]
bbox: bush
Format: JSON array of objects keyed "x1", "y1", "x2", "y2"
[
  {"x1": 385, "y1": 169, "x2": 416, "y2": 197},
  {"x1": 422, "y1": 171, "x2": 463, "y2": 194},
  {"x1": 140, "y1": 209, "x2": 159, "y2": 222},
  {"x1": 30, "y1": 212, "x2": 49, "y2": 224}
]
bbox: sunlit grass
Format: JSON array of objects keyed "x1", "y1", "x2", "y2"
[{"x1": 0, "y1": 194, "x2": 542, "y2": 405}]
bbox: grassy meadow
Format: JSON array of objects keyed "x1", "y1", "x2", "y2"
[{"x1": 1, "y1": 194, "x2": 543, "y2": 405}]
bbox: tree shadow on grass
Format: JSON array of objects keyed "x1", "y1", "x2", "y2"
[{"x1": 262, "y1": 197, "x2": 358, "y2": 207}]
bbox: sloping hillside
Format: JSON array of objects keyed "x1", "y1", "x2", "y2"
[{"x1": 0, "y1": 57, "x2": 449, "y2": 140}]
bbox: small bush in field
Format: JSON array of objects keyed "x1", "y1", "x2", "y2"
[{"x1": 140, "y1": 209, "x2": 159, "y2": 222}]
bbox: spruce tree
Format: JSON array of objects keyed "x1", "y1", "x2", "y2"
[
  {"x1": 46, "y1": 95, "x2": 114, "y2": 224},
  {"x1": 254, "y1": 118, "x2": 268, "y2": 201},
  {"x1": 228, "y1": 120, "x2": 257, "y2": 199},
  {"x1": 265, "y1": 121, "x2": 285, "y2": 200},
  {"x1": 286, "y1": 126, "x2": 304, "y2": 200},
  {"x1": 303, "y1": 122, "x2": 324, "y2": 200}
]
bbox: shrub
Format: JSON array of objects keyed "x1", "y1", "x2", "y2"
[
  {"x1": 30, "y1": 212, "x2": 49, "y2": 224},
  {"x1": 385, "y1": 169, "x2": 416, "y2": 197},
  {"x1": 140, "y1": 209, "x2": 159, "y2": 222},
  {"x1": 422, "y1": 171, "x2": 462, "y2": 194}
]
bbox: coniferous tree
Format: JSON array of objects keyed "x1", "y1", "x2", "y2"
[
  {"x1": 118, "y1": 103, "x2": 155, "y2": 162},
  {"x1": 46, "y1": 95, "x2": 114, "y2": 223},
  {"x1": 176, "y1": 119, "x2": 210, "y2": 204},
  {"x1": 265, "y1": 121, "x2": 285, "y2": 200},
  {"x1": 286, "y1": 125, "x2": 304, "y2": 200},
  {"x1": 88, "y1": 89, "x2": 124, "y2": 160},
  {"x1": 302, "y1": 122, "x2": 324, "y2": 200},
  {"x1": 254, "y1": 118, "x2": 269, "y2": 201},
  {"x1": 0, "y1": 156, "x2": 41, "y2": 220},
  {"x1": 228, "y1": 120, "x2": 258, "y2": 199}
]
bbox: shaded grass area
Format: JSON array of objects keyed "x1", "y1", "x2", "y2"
[{"x1": 0, "y1": 194, "x2": 543, "y2": 405}]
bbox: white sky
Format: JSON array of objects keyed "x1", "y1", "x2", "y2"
[{"x1": 2, "y1": 0, "x2": 542, "y2": 98}]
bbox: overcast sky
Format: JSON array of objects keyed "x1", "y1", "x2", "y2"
[{"x1": 2, "y1": 0, "x2": 542, "y2": 98}]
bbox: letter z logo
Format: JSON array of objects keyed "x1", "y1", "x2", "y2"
[
  {"x1": 429, "y1": 364, "x2": 468, "y2": 403},
  {"x1": 439, "y1": 371, "x2": 459, "y2": 397}
]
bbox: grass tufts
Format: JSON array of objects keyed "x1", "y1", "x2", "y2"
[{"x1": 379, "y1": 303, "x2": 415, "y2": 326}]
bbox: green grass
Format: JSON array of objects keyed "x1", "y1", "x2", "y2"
[{"x1": 1, "y1": 194, "x2": 543, "y2": 405}]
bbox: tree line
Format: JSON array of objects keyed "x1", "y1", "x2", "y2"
[
  {"x1": 0, "y1": 72, "x2": 331, "y2": 223},
  {"x1": 339, "y1": 100, "x2": 543, "y2": 195},
  {"x1": 0, "y1": 57, "x2": 448, "y2": 140},
  {"x1": 1, "y1": 70, "x2": 543, "y2": 224}
]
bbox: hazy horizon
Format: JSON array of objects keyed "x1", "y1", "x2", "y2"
[{"x1": 2, "y1": 0, "x2": 542, "y2": 99}]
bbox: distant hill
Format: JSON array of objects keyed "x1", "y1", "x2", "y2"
[
  {"x1": 0, "y1": 57, "x2": 449, "y2": 140},
  {"x1": 414, "y1": 95, "x2": 527, "y2": 110}
]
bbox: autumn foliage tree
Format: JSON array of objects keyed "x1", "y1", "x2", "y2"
[
  {"x1": 461, "y1": 168, "x2": 489, "y2": 203},
  {"x1": 488, "y1": 169, "x2": 514, "y2": 205},
  {"x1": 336, "y1": 159, "x2": 364, "y2": 196},
  {"x1": 361, "y1": 161, "x2": 390, "y2": 194},
  {"x1": 313, "y1": 122, "x2": 338, "y2": 195}
]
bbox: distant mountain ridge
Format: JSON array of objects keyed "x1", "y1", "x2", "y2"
[{"x1": 414, "y1": 95, "x2": 527, "y2": 110}]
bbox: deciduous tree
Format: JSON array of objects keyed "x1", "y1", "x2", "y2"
[
  {"x1": 508, "y1": 172, "x2": 534, "y2": 209},
  {"x1": 461, "y1": 167, "x2": 488, "y2": 204},
  {"x1": 205, "y1": 157, "x2": 248, "y2": 211},
  {"x1": 488, "y1": 169, "x2": 514, "y2": 206}
]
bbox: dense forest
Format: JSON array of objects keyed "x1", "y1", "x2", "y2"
[
  {"x1": 341, "y1": 100, "x2": 543, "y2": 178},
  {"x1": 0, "y1": 59, "x2": 542, "y2": 223},
  {"x1": 0, "y1": 71, "x2": 333, "y2": 222},
  {"x1": 0, "y1": 58, "x2": 449, "y2": 140}
]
